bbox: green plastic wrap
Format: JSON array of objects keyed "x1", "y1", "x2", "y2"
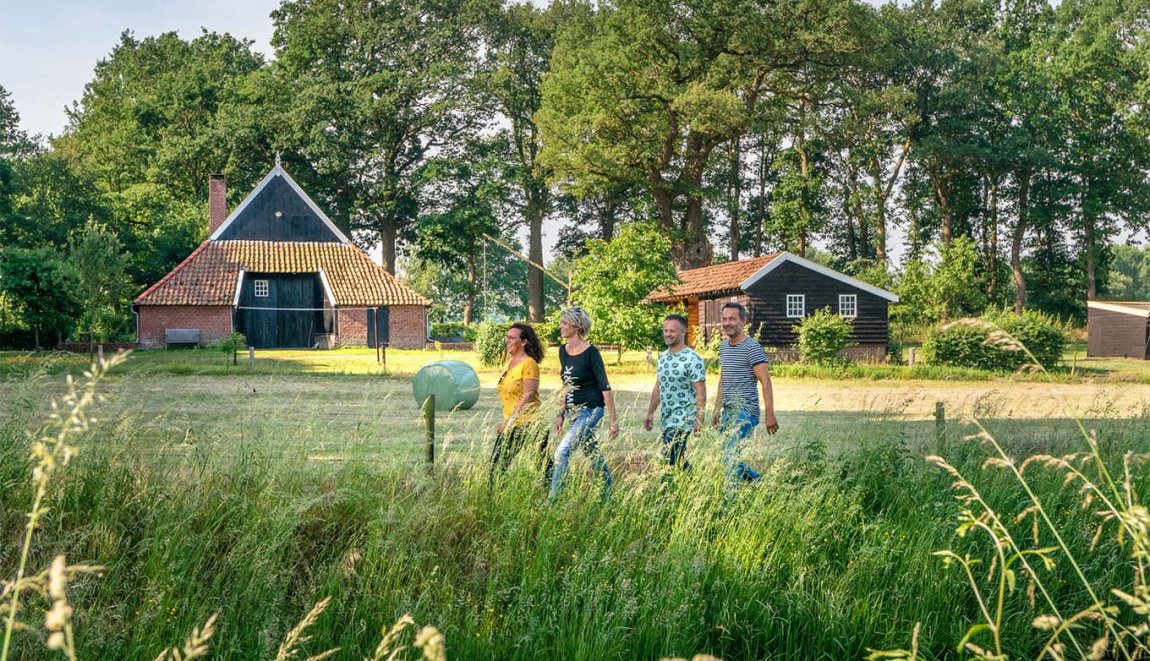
[{"x1": 412, "y1": 360, "x2": 481, "y2": 411}]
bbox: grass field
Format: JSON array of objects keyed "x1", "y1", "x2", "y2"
[{"x1": 2, "y1": 348, "x2": 1149, "y2": 659}]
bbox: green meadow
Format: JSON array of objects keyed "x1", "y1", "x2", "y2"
[{"x1": 2, "y1": 349, "x2": 1149, "y2": 659}]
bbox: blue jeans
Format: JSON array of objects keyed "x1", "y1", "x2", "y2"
[
  {"x1": 550, "y1": 406, "x2": 612, "y2": 500},
  {"x1": 720, "y1": 408, "x2": 762, "y2": 484},
  {"x1": 660, "y1": 428, "x2": 691, "y2": 470}
]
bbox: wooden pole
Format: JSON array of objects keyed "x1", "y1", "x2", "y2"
[
  {"x1": 934, "y1": 401, "x2": 945, "y2": 448},
  {"x1": 97, "y1": 345, "x2": 104, "y2": 371},
  {"x1": 248, "y1": 346, "x2": 255, "y2": 370},
  {"x1": 423, "y1": 394, "x2": 436, "y2": 466},
  {"x1": 381, "y1": 343, "x2": 388, "y2": 373}
]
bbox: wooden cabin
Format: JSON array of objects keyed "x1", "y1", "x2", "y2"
[
  {"x1": 134, "y1": 165, "x2": 430, "y2": 349},
  {"x1": 1086, "y1": 301, "x2": 1150, "y2": 359},
  {"x1": 649, "y1": 252, "x2": 899, "y2": 362}
]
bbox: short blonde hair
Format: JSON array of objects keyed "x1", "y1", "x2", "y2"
[{"x1": 560, "y1": 306, "x2": 593, "y2": 339}]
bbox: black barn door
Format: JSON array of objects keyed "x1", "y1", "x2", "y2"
[
  {"x1": 367, "y1": 306, "x2": 390, "y2": 348},
  {"x1": 237, "y1": 273, "x2": 327, "y2": 348}
]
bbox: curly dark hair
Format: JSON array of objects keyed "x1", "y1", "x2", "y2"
[{"x1": 509, "y1": 322, "x2": 544, "y2": 363}]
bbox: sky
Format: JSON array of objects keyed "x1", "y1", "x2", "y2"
[{"x1": 1, "y1": 0, "x2": 281, "y2": 139}]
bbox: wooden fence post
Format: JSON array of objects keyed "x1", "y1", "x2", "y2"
[
  {"x1": 934, "y1": 401, "x2": 946, "y2": 449},
  {"x1": 423, "y1": 394, "x2": 435, "y2": 466},
  {"x1": 381, "y1": 343, "x2": 388, "y2": 373},
  {"x1": 248, "y1": 346, "x2": 255, "y2": 371},
  {"x1": 97, "y1": 344, "x2": 104, "y2": 371}
]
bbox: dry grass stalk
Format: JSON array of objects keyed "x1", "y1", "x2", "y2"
[
  {"x1": 153, "y1": 613, "x2": 218, "y2": 661},
  {"x1": 275, "y1": 596, "x2": 339, "y2": 661},
  {"x1": 1, "y1": 352, "x2": 127, "y2": 661}
]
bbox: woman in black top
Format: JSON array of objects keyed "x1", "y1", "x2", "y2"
[{"x1": 549, "y1": 306, "x2": 616, "y2": 499}]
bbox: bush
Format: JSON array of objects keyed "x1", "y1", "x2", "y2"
[
  {"x1": 429, "y1": 322, "x2": 476, "y2": 342},
  {"x1": 793, "y1": 308, "x2": 855, "y2": 366},
  {"x1": 921, "y1": 310, "x2": 1068, "y2": 371},
  {"x1": 474, "y1": 322, "x2": 512, "y2": 367}
]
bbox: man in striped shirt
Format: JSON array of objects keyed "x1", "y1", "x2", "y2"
[{"x1": 711, "y1": 301, "x2": 778, "y2": 485}]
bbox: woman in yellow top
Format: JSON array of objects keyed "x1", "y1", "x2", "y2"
[{"x1": 491, "y1": 322, "x2": 550, "y2": 487}]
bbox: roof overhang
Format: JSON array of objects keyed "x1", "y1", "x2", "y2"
[
  {"x1": 1087, "y1": 300, "x2": 1150, "y2": 318},
  {"x1": 739, "y1": 251, "x2": 900, "y2": 302}
]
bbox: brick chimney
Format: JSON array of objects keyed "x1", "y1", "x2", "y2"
[{"x1": 208, "y1": 174, "x2": 228, "y2": 236}]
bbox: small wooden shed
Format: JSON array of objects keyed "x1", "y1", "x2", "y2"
[
  {"x1": 1086, "y1": 301, "x2": 1150, "y2": 359},
  {"x1": 649, "y1": 252, "x2": 899, "y2": 362}
]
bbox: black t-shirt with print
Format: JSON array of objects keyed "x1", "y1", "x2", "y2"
[{"x1": 559, "y1": 344, "x2": 611, "y2": 411}]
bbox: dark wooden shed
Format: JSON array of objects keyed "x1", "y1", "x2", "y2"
[
  {"x1": 1087, "y1": 301, "x2": 1150, "y2": 359},
  {"x1": 649, "y1": 252, "x2": 899, "y2": 362}
]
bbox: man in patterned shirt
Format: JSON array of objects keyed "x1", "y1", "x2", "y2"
[
  {"x1": 711, "y1": 301, "x2": 778, "y2": 485},
  {"x1": 644, "y1": 314, "x2": 706, "y2": 469}
]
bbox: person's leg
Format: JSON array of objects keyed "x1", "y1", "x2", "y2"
[
  {"x1": 550, "y1": 408, "x2": 597, "y2": 499},
  {"x1": 661, "y1": 428, "x2": 690, "y2": 469},
  {"x1": 489, "y1": 430, "x2": 508, "y2": 489},
  {"x1": 534, "y1": 427, "x2": 554, "y2": 490},
  {"x1": 575, "y1": 407, "x2": 610, "y2": 499},
  {"x1": 721, "y1": 409, "x2": 761, "y2": 486}
]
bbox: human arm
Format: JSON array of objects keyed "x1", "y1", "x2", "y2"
[
  {"x1": 693, "y1": 380, "x2": 706, "y2": 434},
  {"x1": 644, "y1": 380, "x2": 660, "y2": 432},
  {"x1": 712, "y1": 377, "x2": 723, "y2": 428},
  {"x1": 588, "y1": 347, "x2": 619, "y2": 439},
  {"x1": 753, "y1": 362, "x2": 778, "y2": 434},
  {"x1": 501, "y1": 377, "x2": 539, "y2": 434},
  {"x1": 604, "y1": 389, "x2": 619, "y2": 439}
]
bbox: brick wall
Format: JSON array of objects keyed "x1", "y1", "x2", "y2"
[
  {"x1": 339, "y1": 309, "x2": 369, "y2": 345},
  {"x1": 388, "y1": 305, "x2": 427, "y2": 349},
  {"x1": 335, "y1": 305, "x2": 426, "y2": 349},
  {"x1": 137, "y1": 306, "x2": 233, "y2": 349}
]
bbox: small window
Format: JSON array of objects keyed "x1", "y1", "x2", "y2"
[
  {"x1": 839, "y1": 294, "x2": 857, "y2": 318},
  {"x1": 786, "y1": 294, "x2": 805, "y2": 318},
  {"x1": 254, "y1": 279, "x2": 269, "y2": 298}
]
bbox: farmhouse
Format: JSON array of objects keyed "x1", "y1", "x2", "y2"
[
  {"x1": 649, "y1": 252, "x2": 899, "y2": 361},
  {"x1": 133, "y1": 164, "x2": 430, "y2": 349},
  {"x1": 1086, "y1": 300, "x2": 1150, "y2": 359}
]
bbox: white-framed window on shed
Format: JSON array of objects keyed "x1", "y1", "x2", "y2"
[
  {"x1": 786, "y1": 294, "x2": 805, "y2": 318},
  {"x1": 839, "y1": 294, "x2": 857, "y2": 318},
  {"x1": 254, "y1": 279, "x2": 270, "y2": 298}
]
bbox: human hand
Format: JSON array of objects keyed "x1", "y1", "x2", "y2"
[
  {"x1": 497, "y1": 421, "x2": 506, "y2": 434},
  {"x1": 553, "y1": 415, "x2": 564, "y2": 434},
  {"x1": 643, "y1": 415, "x2": 653, "y2": 432},
  {"x1": 609, "y1": 420, "x2": 620, "y2": 440},
  {"x1": 764, "y1": 412, "x2": 779, "y2": 435}
]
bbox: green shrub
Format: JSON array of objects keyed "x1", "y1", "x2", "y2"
[
  {"x1": 474, "y1": 322, "x2": 512, "y2": 367},
  {"x1": 793, "y1": 308, "x2": 855, "y2": 366},
  {"x1": 986, "y1": 309, "x2": 1068, "y2": 369},
  {"x1": 429, "y1": 322, "x2": 476, "y2": 341},
  {"x1": 921, "y1": 310, "x2": 1068, "y2": 371}
]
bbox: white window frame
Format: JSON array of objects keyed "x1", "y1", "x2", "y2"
[
  {"x1": 839, "y1": 294, "x2": 857, "y2": 318},
  {"x1": 786, "y1": 294, "x2": 805, "y2": 318},
  {"x1": 254, "y1": 279, "x2": 269, "y2": 298}
]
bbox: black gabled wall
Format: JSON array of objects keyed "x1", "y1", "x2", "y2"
[
  {"x1": 742, "y1": 261, "x2": 890, "y2": 346},
  {"x1": 217, "y1": 175, "x2": 343, "y2": 242}
]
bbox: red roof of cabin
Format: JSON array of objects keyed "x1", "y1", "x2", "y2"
[
  {"x1": 134, "y1": 240, "x2": 430, "y2": 307},
  {"x1": 648, "y1": 254, "x2": 779, "y2": 302}
]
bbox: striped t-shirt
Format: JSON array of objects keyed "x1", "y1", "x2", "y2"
[{"x1": 719, "y1": 337, "x2": 769, "y2": 415}]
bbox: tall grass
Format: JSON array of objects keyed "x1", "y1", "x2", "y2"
[{"x1": 2, "y1": 349, "x2": 1148, "y2": 658}]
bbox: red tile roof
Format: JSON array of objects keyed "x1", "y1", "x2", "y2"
[
  {"x1": 134, "y1": 240, "x2": 431, "y2": 307},
  {"x1": 648, "y1": 254, "x2": 780, "y2": 302}
]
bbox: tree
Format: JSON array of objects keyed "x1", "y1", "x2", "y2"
[
  {"x1": 271, "y1": 0, "x2": 493, "y2": 274},
  {"x1": 414, "y1": 139, "x2": 509, "y2": 326},
  {"x1": 0, "y1": 247, "x2": 79, "y2": 348},
  {"x1": 538, "y1": 0, "x2": 863, "y2": 268},
  {"x1": 481, "y1": 1, "x2": 572, "y2": 322},
  {"x1": 570, "y1": 223, "x2": 678, "y2": 359},
  {"x1": 69, "y1": 221, "x2": 134, "y2": 342}
]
